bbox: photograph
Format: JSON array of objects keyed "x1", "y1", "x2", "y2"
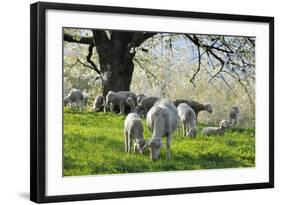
[{"x1": 63, "y1": 28, "x2": 256, "y2": 176}]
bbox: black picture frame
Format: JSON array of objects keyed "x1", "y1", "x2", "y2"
[{"x1": 30, "y1": 1, "x2": 274, "y2": 203}]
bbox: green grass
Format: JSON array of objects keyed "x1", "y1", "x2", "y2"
[{"x1": 63, "y1": 110, "x2": 255, "y2": 176}]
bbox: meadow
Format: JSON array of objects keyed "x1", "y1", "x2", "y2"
[{"x1": 63, "y1": 109, "x2": 255, "y2": 176}]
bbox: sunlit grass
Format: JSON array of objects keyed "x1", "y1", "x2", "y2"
[{"x1": 63, "y1": 110, "x2": 255, "y2": 176}]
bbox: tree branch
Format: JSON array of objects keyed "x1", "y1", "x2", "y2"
[
  {"x1": 190, "y1": 45, "x2": 201, "y2": 87},
  {"x1": 64, "y1": 33, "x2": 93, "y2": 45},
  {"x1": 64, "y1": 59, "x2": 79, "y2": 77},
  {"x1": 133, "y1": 58, "x2": 155, "y2": 88},
  {"x1": 134, "y1": 58, "x2": 158, "y2": 80},
  {"x1": 129, "y1": 32, "x2": 157, "y2": 52},
  {"x1": 77, "y1": 57, "x2": 101, "y2": 75},
  {"x1": 86, "y1": 43, "x2": 100, "y2": 74}
]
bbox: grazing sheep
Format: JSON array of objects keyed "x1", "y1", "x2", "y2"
[
  {"x1": 202, "y1": 120, "x2": 230, "y2": 136},
  {"x1": 64, "y1": 89, "x2": 84, "y2": 110},
  {"x1": 144, "y1": 99, "x2": 179, "y2": 160},
  {"x1": 136, "y1": 96, "x2": 159, "y2": 117},
  {"x1": 177, "y1": 103, "x2": 197, "y2": 137},
  {"x1": 137, "y1": 94, "x2": 146, "y2": 104},
  {"x1": 117, "y1": 91, "x2": 138, "y2": 108},
  {"x1": 173, "y1": 99, "x2": 212, "y2": 120},
  {"x1": 124, "y1": 113, "x2": 146, "y2": 154},
  {"x1": 108, "y1": 91, "x2": 137, "y2": 113},
  {"x1": 126, "y1": 97, "x2": 136, "y2": 113},
  {"x1": 92, "y1": 95, "x2": 104, "y2": 112},
  {"x1": 229, "y1": 106, "x2": 239, "y2": 128},
  {"x1": 104, "y1": 91, "x2": 127, "y2": 114}
]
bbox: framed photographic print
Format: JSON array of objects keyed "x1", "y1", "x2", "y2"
[{"x1": 30, "y1": 1, "x2": 274, "y2": 203}]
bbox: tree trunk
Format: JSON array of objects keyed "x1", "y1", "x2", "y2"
[
  {"x1": 101, "y1": 59, "x2": 134, "y2": 97},
  {"x1": 93, "y1": 30, "x2": 135, "y2": 97}
]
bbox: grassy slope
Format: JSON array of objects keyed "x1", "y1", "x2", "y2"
[{"x1": 64, "y1": 110, "x2": 255, "y2": 176}]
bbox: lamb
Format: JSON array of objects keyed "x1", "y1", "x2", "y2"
[
  {"x1": 92, "y1": 95, "x2": 104, "y2": 112},
  {"x1": 117, "y1": 91, "x2": 138, "y2": 109},
  {"x1": 202, "y1": 120, "x2": 230, "y2": 136},
  {"x1": 144, "y1": 99, "x2": 179, "y2": 160},
  {"x1": 104, "y1": 91, "x2": 135, "y2": 114},
  {"x1": 229, "y1": 106, "x2": 239, "y2": 128},
  {"x1": 64, "y1": 89, "x2": 84, "y2": 110},
  {"x1": 173, "y1": 99, "x2": 212, "y2": 120},
  {"x1": 177, "y1": 103, "x2": 197, "y2": 137},
  {"x1": 137, "y1": 94, "x2": 146, "y2": 104},
  {"x1": 104, "y1": 91, "x2": 126, "y2": 114},
  {"x1": 124, "y1": 113, "x2": 146, "y2": 154},
  {"x1": 136, "y1": 96, "x2": 159, "y2": 117}
]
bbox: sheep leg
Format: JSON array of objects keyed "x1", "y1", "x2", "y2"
[
  {"x1": 133, "y1": 142, "x2": 137, "y2": 153},
  {"x1": 127, "y1": 134, "x2": 132, "y2": 153},
  {"x1": 131, "y1": 105, "x2": 135, "y2": 113},
  {"x1": 110, "y1": 103, "x2": 115, "y2": 113},
  {"x1": 230, "y1": 119, "x2": 235, "y2": 128},
  {"x1": 119, "y1": 104, "x2": 125, "y2": 115},
  {"x1": 234, "y1": 118, "x2": 237, "y2": 128},
  {"x1": 124, "y1": 131, "x2": 128, "y2": 153},
  {"x1": 185, "y1": 124, "x2": 189, "y2": 137},
  {"x1": 177, "y1": 123, "x2": 180, "y2": 136},
  {"x1": 104, "y1": 101, "x2": 108, "y2": 112},
  {"x1": 76, "y1": 101, "x2": 79, "y2": 111},
  {"x1": 129, "y1": 136, "x2": 134, "y2": 153},
  {"x1": 182, "y1": 121, "x2": 186, "y2": 136},
  {"x1": 166, "y1": 134, "x2": 171, "y2": 160},
  {"x1": 78, "y1": 100, "x2": 83, "y2": 111},
  {"x1": 81, "y1": 99, "x2": 84, "y2": 111}
]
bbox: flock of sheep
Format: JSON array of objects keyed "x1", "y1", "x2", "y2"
[{"x1": 64, "y1": 89, "x2": 240, "y2": 160}]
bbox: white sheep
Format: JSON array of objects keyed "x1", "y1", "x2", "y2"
[
  {"x1": 104, "y1": 91, "x2": 126, "y2": 114},
  {"x1": 144, "y1": 99, "x2": 179, "y2": 160},
  {"x1": 202, "y1": 120, "x2": 230, "y2": 136},
  {"x1": 104, "y1": 91, "x2": 135, "y2": 114},
  {"x1": 229, "y1": 106, "x2": 239, "y2": 128},
  {"x1": 117, "y1": 91, "x2": 138, "y2": 110},
  {"x1": 177, "y1": 103, "x2": 197, "y2": 137},
  {"x1": 64, "y1": 89, "x2": 84, "y2": 110},
  {"x1": 126, "y1": 97, "x2": 136, "y2": 113},
  {"x1": 92, "y1": 95, "x2": 104, "y2": 112},
  {"x1": 136, "y1": 96, "x2": 159, "y2": 117},
  {"x1": 173, "y1": 99, "x2": 213, "y2": 121},
  {"x1": 124, "y1": 113, "x2": 146, "y2": 154}
]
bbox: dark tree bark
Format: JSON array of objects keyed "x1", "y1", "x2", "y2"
[
  {"x1": 64, "y1": 30, "x2": 155, "y2": 97},
  {"x1": 92, "y1": 30, "x2": 134, "y2": 96}
]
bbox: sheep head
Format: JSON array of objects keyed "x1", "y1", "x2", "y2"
[
  {"x1": 231, "y1": 106, "x2": 240, "y2": 114},
  {"x1": 135, "y1": 105, "x2": 143, "y2": 115},
  {"x1": 143, "y1": 138, "x2": 162, "y2": 160},
  {"x1": 204, "y1": 103, "x2": 213, "y2": 113},
  {"x1": 64, "y1": 98, "x2": 70, "y2": 106},
  {"x1": 220, "y1": 120, "x2": 230, "y2": 128},
  {"x1": 187, "y1": 127, "x2": 197, "y2": 138},
  {"x1": 135, "y1": 138, "x2": 146, "y2": 154},
  {"x1": 126, "y1": 97, "x2": 136, "y2": 110}
]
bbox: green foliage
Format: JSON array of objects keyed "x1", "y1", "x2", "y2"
[{"x1": 64, "y1": 111, "x2": 255, "y2": 176}]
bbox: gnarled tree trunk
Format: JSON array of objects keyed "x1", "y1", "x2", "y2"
[{"x1": 93, "y1": 30, "x2": 135, "y2": 96}]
